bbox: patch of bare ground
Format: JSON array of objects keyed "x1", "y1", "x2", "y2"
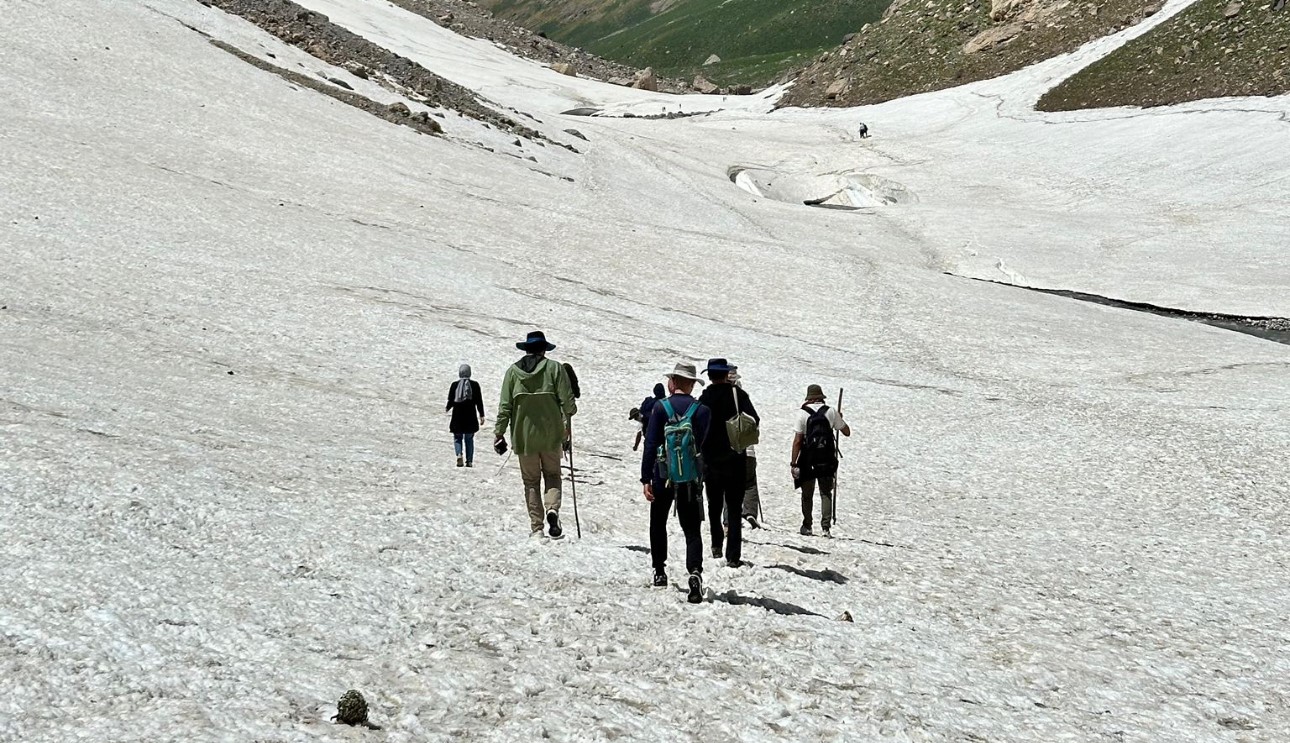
[
  {"x1": 779, "y1": 0, "x2": 1163, "y2": 108},
  {"x1": 1039, "y1": 0, "x2": 1290, "y2": 109}
]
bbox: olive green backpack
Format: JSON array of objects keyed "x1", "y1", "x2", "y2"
[{"x1": 725, "y1": 387, "x2": 760, "y2": 452}]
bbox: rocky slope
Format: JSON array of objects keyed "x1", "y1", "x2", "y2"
[
  {"x1": 206, "y1": 0, "x2": 539, "y2": 134},
  {"x1": 201, "y1": 0, "x2": 684, "y2": 140},
  {"x1": 386, "y1": 0, "x2": 686, "y2": 91},
  {"x1": 779, "y1": 0, "x2": 1163, "y2": 107},
  {"x1": 1039, "y1": 0, "x2": 1290, "y2": 109}
]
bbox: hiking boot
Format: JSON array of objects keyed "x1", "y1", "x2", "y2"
[
  {"x1": 465, "y1": 460, "x2": 473, "y2": 468},
  {"x1": 743, "y1": 514, "x2": 760, "y2": 530},
  {"x1": 800, "y1": 525, "x2": 813, "y2": 536},
  {"x1": 686, "y1": 573, "x2": 703, "y2": 604},
  {"x1": 546, "y1": 510, "x2": 563, "y2": 539},
  {"x1": 822, "y1": 528, "x2": 832, "y2": 539},
  {"x1": 711, "y1": 547, "x2": 722, "y2": 559},
  {"x1": 529, "y1": 529, "x2": 544, "y2": 539},
  {"x1": 652, "y1": 572, "x2": 668, "y2": 588},
  {"x1": 727, "y1": 559, "x2": 744, "y2": 568},
  {"x1": 456, "y1": 456, "x2": 464, "y2": 467}
]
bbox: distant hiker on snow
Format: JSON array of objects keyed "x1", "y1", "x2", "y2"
[
  {"x1": 698, "y1": 358, "x2": 760, "y2": 568},
  {"x1": 857, "y1": 122, "x2": 870, "y2": 139},
  {"x1": 642, "y1": 361, "x2": 712, "y2": 603},
  {"x1": 494, "y1": 331, "x2": 578, "y2": 539},
  {"x1": 632, "y1": 383, "x2": 666, "y2": 451},
  {"x1": 792, "y1": 384, "x2": 850, "y2": 537},
  {"x1": 446, "y1": 363, "x2": 485, "y2": 467},
  {"x1": 728, "y1": 365, "x2": 760, "y2": 529}
]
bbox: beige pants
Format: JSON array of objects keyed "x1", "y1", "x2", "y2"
[{"x1": 519, "y1": 451, "x2": 563, "y2": 532}]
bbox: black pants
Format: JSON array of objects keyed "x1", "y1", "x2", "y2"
[
  {"x1": 705, "y1": 457, "x2": 746, "y2": 563},
  {"x1": 650, "y1": 481, "x2": 705, "y2": 575}
]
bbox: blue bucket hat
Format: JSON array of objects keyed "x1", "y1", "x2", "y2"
[
  {"x1": 704, "y1": 358, "x2": 734, "y2": 375},
  {"x1": 516, "y1": 330, "x2": 556, "y2": 352}
]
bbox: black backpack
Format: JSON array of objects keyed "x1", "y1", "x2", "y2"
[
  {"x1": 800, "y1": 404, "x2": 836, "y2": 475},
  {"x1": 562, "y1": 363, "x2": 581, "y2": 399}
]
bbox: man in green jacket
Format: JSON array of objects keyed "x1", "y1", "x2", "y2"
[{"x1": 494, "y1": 331, "x2": 578, "y2": 538}]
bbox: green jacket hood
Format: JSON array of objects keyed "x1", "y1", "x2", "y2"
[{"x1": 493, "y1": 356, "x2": 577, "y2": 455}]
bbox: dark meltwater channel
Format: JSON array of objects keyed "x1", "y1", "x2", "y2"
[{"x1": 952, "y1": 275, "x2": 1290, "y2": 345}]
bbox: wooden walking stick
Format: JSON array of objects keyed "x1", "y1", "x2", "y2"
[
  {"x1": 834, "y1": 387, "x2": 844, "y2": 527},
  {"x1": 566, "y1": 419, "x2": 582, "y2": 539}
]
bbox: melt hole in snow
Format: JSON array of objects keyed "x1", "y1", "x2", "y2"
[{"x1": 728, "y1": 166, "x2": 917, "y2": 209}]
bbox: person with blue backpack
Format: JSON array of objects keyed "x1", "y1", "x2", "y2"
[{"x1": 641, "y1": 362, "x2": 712, "y2": 604}]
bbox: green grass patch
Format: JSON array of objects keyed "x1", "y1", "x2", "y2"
[
  {"x1": 481, "y1": 0, "x2": 888, "y2": 86},
  {"x1": 587, "y1": 0, "x2": 884, "y2": 83},
  {"x1": 700, "y1": 47, "x2": 832, "y2": 86}
]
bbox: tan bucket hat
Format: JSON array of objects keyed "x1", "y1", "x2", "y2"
[{"x1": 665, "y1": 361, "x2": 706, "y2": 386}]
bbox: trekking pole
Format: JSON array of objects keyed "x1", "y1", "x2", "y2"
[
  {"x1": 567, "y1": 420, "x2": 582, "y2": 539},
  {"x1": 834, "y1": 387, "x2": 844, "y2": 527}
]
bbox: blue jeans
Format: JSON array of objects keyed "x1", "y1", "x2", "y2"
[{"x1": 454, "y1": 433, "x2": 475, "y2": 462}]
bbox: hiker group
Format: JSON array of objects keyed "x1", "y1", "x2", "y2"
[
  {"x1": 636, "y1": 360, "x2": 849, "y2": 603},
  {"x1": 449, "y1": 330, "x2": 850, "y2": 604}
]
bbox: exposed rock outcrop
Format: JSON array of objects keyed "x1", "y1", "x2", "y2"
[
  {"x1": 692, "y1": 75, "x2": 719, "y2": 94},
  {"x1": 631, "y1": 67, "x2": 658, "y2": 91}
]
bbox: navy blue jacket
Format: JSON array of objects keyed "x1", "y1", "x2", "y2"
[
  {"x1": 638, "y1": 383, "x2": 665, "y2": 423},
  {"x1": 640, "y1": 394, "x2": 711, "y2": 484},
  {"x1": 639, "y1": 396, "x2": 658, "y2": 422}
]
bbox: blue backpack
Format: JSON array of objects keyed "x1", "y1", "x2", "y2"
[{"x1": 657, "y1": 399, "x2": 701, "y2": 485}]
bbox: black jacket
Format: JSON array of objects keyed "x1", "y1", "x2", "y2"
[
  {"x1": 447, "y1": 380, "x2": 485, "y2": 434},
  {"x1": 697, "y1": 383, "x2": 759, "y2": 464}
]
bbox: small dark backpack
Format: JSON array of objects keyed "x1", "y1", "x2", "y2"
[
  {"x1": 801, "y1": 404, "x2": 836, "y2": 474},
  {"x1": 562, "y1": 363, "x2": 581, "y2": 399}
]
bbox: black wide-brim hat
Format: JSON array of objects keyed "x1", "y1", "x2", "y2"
[{"x1": 517, "y1": 330, "x2": 556, "y2": 352}]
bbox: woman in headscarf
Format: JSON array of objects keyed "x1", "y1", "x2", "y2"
[{"x1": 446, "y1": 364, "x2": 485, "y2": 467}]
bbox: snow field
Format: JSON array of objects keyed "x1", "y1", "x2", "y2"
[{"x1": 1, "y1": 0, "x2": 1288, "y2": 741}]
